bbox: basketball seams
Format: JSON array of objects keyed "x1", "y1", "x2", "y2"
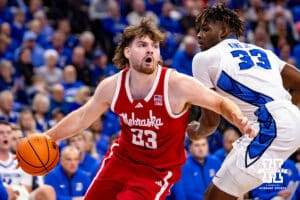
[
  {"x1": 16, "y1": 134, "x2": 59, "y2": 175},
  {"x1": 26, "y1": 136, "x2": 49, "y2": 172}
]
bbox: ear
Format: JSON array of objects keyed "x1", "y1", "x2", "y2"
[
  {"x1": 124, "y1": 47, "x2": 130, "y2": 59},
  {"x1": 220, "y1": 24, "x2": 229, "y2": 39}
]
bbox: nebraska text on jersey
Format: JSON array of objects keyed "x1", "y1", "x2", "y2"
[{"x1": 120, "y1": 110, "x2": 163, "y2": 129}]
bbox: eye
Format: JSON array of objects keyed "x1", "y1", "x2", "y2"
[
  {"x1": 202, "y1": 27, "x2": 209, "y2": 32},
  {"x1": 153, "y1": 44, "x2": 159, "y2": 49}
]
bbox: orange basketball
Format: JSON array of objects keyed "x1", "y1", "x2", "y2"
[{"x1": 16, "y1": 134, "x2": 59, "y2": 176}]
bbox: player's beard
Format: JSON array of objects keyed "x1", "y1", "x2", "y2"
[{"x1": 131, "y1": 58, "x2": 156, "y2": 74}]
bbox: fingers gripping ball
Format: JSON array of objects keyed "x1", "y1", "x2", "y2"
[{"x1": 16, "y1": 134, "x2": 59, "y2": 176}]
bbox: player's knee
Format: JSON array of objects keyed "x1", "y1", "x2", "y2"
[{"x1": 33, "y1": 185, "x2": 56, "y2": 200}]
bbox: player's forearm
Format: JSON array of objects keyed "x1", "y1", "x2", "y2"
[
  {"x1": 45, "y1": 109, "x2": 87, "y2": 142},
  {"x1": 219, "y1": 97, "x2": 243, "y2": 126}
]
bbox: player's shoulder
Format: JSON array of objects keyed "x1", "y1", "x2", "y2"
[
  {"x1": 96, "y1": 71, "x2": 120, "y2": 90},
  {"x1": 193, "y1": 47, "x2": 219, "y2": 63}
]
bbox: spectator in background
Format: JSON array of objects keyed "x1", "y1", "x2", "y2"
[
  {"x1": 25, "y1": 0, "x2": 44, "y2": 22},
  {"x1": 270, "y1": 16, "x2": 298, "y2": 52},
  {"x1": 0, "y1": 22, "x2": 19, "y2": 54},
  {"x1": 15, "y1": 31, "x2": 45, "y2": 67},
  {"x1": 88, "y1": 117, "x2": 110, "y2": 159},
  {"x1": 32, "y1": 93, "x2": 50, "y2": 132},
  {"x1": 11, "y1": 9, "x2": 26, "y2": 46},
  {"x1": 82, "y1": 130, "x2": 99, "y2": 159},
  {"x1": 48, "y1": 107, "x2": 65, "y2": 125},
  {"x1": 179, "y1": 1, "x2": 201, "y2": 35},
  {"x1": 56, "y1": 18, "x2": 79, "y2": 50},
  {"x1": 71, "y1": 46, "x2": 92, "y2": 86},
  {"x1": 44, "y1": 146, "x2": 91, "y2": 200},
  {"x1": 90, "y1": 50, "x2": 118, "y2": 87},
  {"x1": 35, "y1": 49, "x2": 63, "y2": 88},
  {"x1": 16, "y1": 47, "x2": 35, "y2": 87},
  {"x1": 79, "y1": 31, "x2": 96, "y2": 64},
  {"x1": 160, "y1": 30, "x2": 180, "y2": 67},
  {"x1": 49, "y1": 84, "x2": 70, "y2": 116},
  {"x1": 61, "y1": 65, "x2": 84, "y2": 101},
  {"x1": 126, "y1": 0, "x2": 158, "y2": 25},
  {"x1": 10, "y1": 124, "x2": 23, "y2": 154},
  {"x1": 33, "y1": 10, "x2": 54, "y2": 46},
  {"x1": 252, "y1": 26, "x2": 274, "y2": 50},
  {"x1": 0, "y1": 90, "x2": 18, "y2": 123},
  {"x1": 0, "y1": 60, "x2": 19, "y2": 93},
  {"x1": 88, "y1": 0, "x2": 111, "y2": 21},
  {"x1": 0, "y1": 34, "x2": 14, "y2": 62},
  {"x1": 0, "y1": 0, "x2": 14, "y2": 23},
  {"x1": 279, "y1": 43, "x2": 296, "y2": 65},
  {"x1": 26, "y1": 74, "x2": 48, "y2": 100},
  {"x1": 88, "y1": 0, "x2": 113, "y2": 57},
  {"x1": 213, "y1": 127, "x2": 240, "y2": 162},
  {"x1": 27, "y1": 18, "x2": 49, "y2": 49},
  {"x1": 67, "y1": 86, "x2": 91, "y2": 113},
  {"x1": 171, "y1": 35, "x2": 198, "y2": 76},
  {"x1": 102, "y1": 0, "x2": 129, "y2": 60},
  {"x1": 167, "y1": 137, "x2": 222, "y2": 200},
  {"x1": 18, "y1": 108, "x2": 38, "y2": 136},
  {"x1": 67, "y1": 132, "x2": 100, "y2": 179},
  {"x1": 50, "y1": 31, "x2": 72, "y2": 69},
  {"x1": 145, "y1": 0, "x2": 164, "y2": 16},
  {"x1": 244, "y1": 0, "x2": 270, "y2": 32},
  {"x1": 159, "y1": 2, "x2": 183, "y2": 36},
  {"x1": 0, "y1": 59, "x2": 28, "y2": 105}
]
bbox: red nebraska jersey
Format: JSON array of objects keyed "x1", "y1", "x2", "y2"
[{"x1": 111, "y1": 66, "x2": 189, "y2": 169}]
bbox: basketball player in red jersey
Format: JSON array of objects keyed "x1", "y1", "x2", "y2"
[{"x1": 44, "y1": 18, "x2": 255, "y2": 199}]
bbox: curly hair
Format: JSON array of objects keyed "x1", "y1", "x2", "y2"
[
  {"x1": 195, "y1": 4, "x2": 245, "y2": 38},
  {"x1": 112, "y1": 18, "x2": 165, "y2": 69}
]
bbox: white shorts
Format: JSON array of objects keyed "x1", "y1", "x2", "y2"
[{"x1": 213, "y1": 100, "x2": 300, "y2": 197}]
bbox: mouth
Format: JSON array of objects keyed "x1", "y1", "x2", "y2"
[{"x1": 144, "y1": 57, "x2": 153, "y2": 64}]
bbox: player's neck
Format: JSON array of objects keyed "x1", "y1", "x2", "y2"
[
  {"x1": 129, "y1": 67, "x2": 158, "y2": 99},
  {"x1": 0, "y1": 150, "x2": 9, "y2": 161}
]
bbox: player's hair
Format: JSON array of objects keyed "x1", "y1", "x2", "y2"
[
  {"x1": 112, "y1": 18, "x2": 165, "y2": 69},
  {"x1": 195, "y1": 4, "x2": 245, "y2": 38}
]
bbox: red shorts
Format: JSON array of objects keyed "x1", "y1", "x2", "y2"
[{"x1": 84, "y1": 145, "x2": 181, "y2": 200}]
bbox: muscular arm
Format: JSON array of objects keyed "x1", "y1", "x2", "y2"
[
  {"x1": 170, "y1": 71, "x2": 253, "y2": 138},
  {"x1": 281, "y1": 64, "x2": 300, "y2": 106},
  {"x1": 45, "y1": 75, "x2": 117, "y2": 142}
]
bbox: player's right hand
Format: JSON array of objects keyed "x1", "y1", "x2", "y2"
[{"x1": 234, "y1": 115, "x2": 257, "y2": 138}]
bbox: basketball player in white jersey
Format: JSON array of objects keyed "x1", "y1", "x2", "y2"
[{"x1": 190, "y1": 4, "x2": 300, "y2": 200}]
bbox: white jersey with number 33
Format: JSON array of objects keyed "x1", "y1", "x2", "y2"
[{"x1": 192, "y1": 37, "x2": 291, "y2": 122}]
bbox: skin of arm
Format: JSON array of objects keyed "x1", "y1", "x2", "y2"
[
  {"x1": 45, "y1": 75, "x2": 117, "y2": 142},
  {"x1": 187, "y1": 108, "x2": 220, "y2": 140},
  {"x1": 281, "y1": 64, "x2": 300, "y2": 106},
  {"x1": 169, "y1": 71, "x2": 254, "y2": 140}
]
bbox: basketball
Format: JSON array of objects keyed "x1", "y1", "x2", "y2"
[{"x1": 16, "y1": 134, "x2": 59, "y2": 176}]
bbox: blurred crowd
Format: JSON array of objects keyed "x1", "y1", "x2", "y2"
[{"x1": 0, "y1": 0, "x2": 299, "y2": 199}]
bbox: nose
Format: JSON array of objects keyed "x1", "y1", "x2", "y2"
[
  {"x1": 146, "y1": 48, "x2": 153, "y2": 55},
  {"x1": 197, "y1": 32, "x2": 202, "y2": 40}
]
